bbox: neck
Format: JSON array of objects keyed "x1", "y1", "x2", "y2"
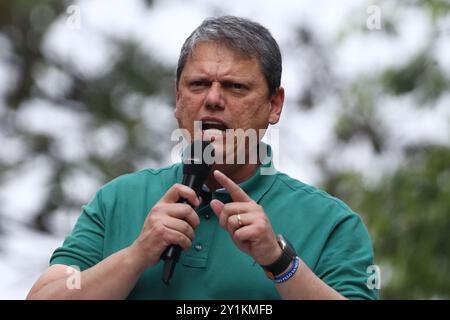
[{"x1": 205, "y1": 163, "x2": 259, "y2": 191}]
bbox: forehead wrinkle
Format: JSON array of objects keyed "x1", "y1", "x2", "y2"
[{"x1": 189, "y1": 43, "x2": 257, "y2": 75}]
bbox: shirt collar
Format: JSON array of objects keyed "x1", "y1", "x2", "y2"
[{"x1": 189, "y1": 142, "x2": 278, "y2": 204}]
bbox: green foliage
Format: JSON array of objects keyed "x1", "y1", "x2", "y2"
[
  {"x1": 318, "y1": 0, "x2": 450, "y2": 298},
  {"x1": 0, "y1": 0, "x2": 171, "y2": 232},
  {"x1": 323, "y1": 146, "x2": 450, "y2": 299},
  {"x1": 381, "y1": 52, "x2": 449, "y2": 104},
  {"x1": 419, "y1": 0, "x2": 450, "y2": 21},
  {"x1": 335, "y1": 81, "x2": 386, "y2": 153},
  {"x1": 1, "y1": 0, "x2": 449, "y2": 299}
]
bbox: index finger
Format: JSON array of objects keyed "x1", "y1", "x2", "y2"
[
  {"x1": 161, "y1": 183, "x2": 200, "y2": 208},
  {"x1": 213, "y1": 170, "x2": 252, "y2": 202}
]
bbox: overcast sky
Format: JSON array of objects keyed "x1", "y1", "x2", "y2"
[{"x1": 0, "y1": 0, "x2": 449, "y2": 299}]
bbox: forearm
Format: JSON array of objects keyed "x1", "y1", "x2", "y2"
[
  {"x1": 28, "y1": 245, "x2": 147, "y2": 300},
  {"x1": 275, "y1": 257, "x2": 346, "y2": 300}
]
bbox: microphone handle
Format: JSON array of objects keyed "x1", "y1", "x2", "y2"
[
  {"x1": 161, "y1": 196, "x2": 196, "y2": 285},
  {"x1": 161, "y1": 198, "x2": 191, "y2": 258},
  {"x1": 160, "y1": 173, "x2": 205, "y2": 285}
]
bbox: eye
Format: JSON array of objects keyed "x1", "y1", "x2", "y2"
[
  {"x1": 231, "y1": 83, "x2": 244, "y2": 90},
  {"x1": 223, "y1": 82, "x2": 247, "y2": 92},
  {"x1": 189, "y1": 80, "x2": 210, "y2": 88}
]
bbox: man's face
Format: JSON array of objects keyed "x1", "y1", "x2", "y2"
[{"x1": 175, "y1": 42, "x2": 283, "y2": 163}]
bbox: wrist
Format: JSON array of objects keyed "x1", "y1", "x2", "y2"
[
  {"x1": 260, "y1": 234, "x2": 298, "y2": 280},
  {"x1": 126, "y1": 242, "x2": 153, "y2": 272},
  {"x1": 260, "y1": 244, "x2": 283, "y2": 266},
  {"x1": 272, "y1": 257, "x2": 300, "y2": 284}
]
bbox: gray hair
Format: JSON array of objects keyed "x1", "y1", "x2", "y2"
[{"x1": 176, "y1": 16, "x2": 282, "y2": 97}]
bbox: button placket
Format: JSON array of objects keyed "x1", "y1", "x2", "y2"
[{"x1": 181, "y1": 205, "x2": 218, "y2": 268}]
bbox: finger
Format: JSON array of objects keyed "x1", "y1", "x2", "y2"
[
  {"x1": 219, "y1": 202, "x2": 250, "y2": 228},
  {"x1": 161, "y1": 183, "x2": 201, "y2": 207},
  {"x1": 162, "y1": 217, "x2": 195, "y2": 241},
  {"x1": 226, "y1": 212, "x2": 244, "y2": 234},
  {"x1": 226, "y1": 212, "x2": 257, "y2": 235},
  {"x1": 161, "y1": 203, "x2": 200, "y2": 229},
  {"x1": 210, "y1": 199, "x2": 225, "y2": 218},
  {"x1": 232, "y1": 224, "x2": 259, "y2": 243},
  {"x1": 163, "y1": 229, "x2": 192, "y2": 251},
  {"x1": 213, "y1": 170, "x2": 252, "y2": 202}
]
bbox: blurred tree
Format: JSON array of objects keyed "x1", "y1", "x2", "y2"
[
  {"x1": 0, "y1": 0, "x2": 449, "y2": 300},
  {"x1": 312, "y1": 0, "x2": 450, "y2": 298},
  {"x1": 323, "y1": 145, "x2": 450, "y2": 299},
  {"x1": 0, "y1": 0, "x2": 172, "y2": 233}
]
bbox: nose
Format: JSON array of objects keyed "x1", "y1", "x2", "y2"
[{"x1": 205, "y1": 82, "x2": 225, "y2": 110}]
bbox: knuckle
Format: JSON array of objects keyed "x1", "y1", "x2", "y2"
[
  {"x1": 151, "y1": 204, "x2": 161, "y2": 213},
  {"x1": 184, "y1": 238, "x2": 192, "y2": 250},
  {"x1": 152, "y1": 203, "x2": 166, "y2": 215},
  {"x1": 183, "y1": 223, "x2": 191, "y2": 235},
  {"x1": 255, "y1": 225, "x2": 265, "y2": 234},
  {"x1": 178, "y1": 234, "x2": 188, "y2": 247},
  {"x1": 185, "y1": 203, "x2": 195, "y2": 212},
  {"x1": 146, "y1": 213, "x2": 160, "y2": 227},
  {"x1": 173, "y1": 183, "x2": 182, "y2": 189},
  {"x1": 185, "y1": 214, "x2": 195, "y2": 227},
  {"x1": 153, "y1": 222, "x2": 166, "y2": 235},
  {"x1": 192, "y1": 216, "x2": 200, "y2": 228},
  {"x1": 175, "y1": 183, "x2": 193, "y2": 195},
  {"x1": 222, "y1": 206, "x2": 231, "y2": 216},
  {"x1": 173, "y1": 183, "x2": 184, "y2": 194},
  {"x1": 146, "y1": 213, "x2": 156, "y2": 223},
  {"x1": 180, "y1": 205, "x2": 192, "y2": 218},
  {"x1": 257, "y1": 220, "x2": 268, "y2": 233},
  {"x1": 262, "y1": 216, "x2": 272, "y2": 227}
]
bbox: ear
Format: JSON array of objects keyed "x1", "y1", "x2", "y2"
[
  {"x1": 268, "y1": 87, "x2": 285, "y2": 125},
  {"x1": 175, "y1": 85, "x2": 181, "y2": 107},
  {"x1": 175, "y1": 86, "x2": 181, "y2": 118}
]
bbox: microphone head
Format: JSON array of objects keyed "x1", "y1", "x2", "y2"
[{"x1": 182, "y1": 140, "x2": 215, "y2": 178}]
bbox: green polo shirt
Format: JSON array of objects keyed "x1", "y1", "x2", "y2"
[{"x1": 50, "y1": 150, "x2": 378, "y2": 300}]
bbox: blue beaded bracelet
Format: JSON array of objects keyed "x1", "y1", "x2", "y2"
[{"x1": 273, "y1": 257, "x2": 300, "y2": 284}]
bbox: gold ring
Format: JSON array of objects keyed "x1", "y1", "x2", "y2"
[{"x1": 237, "y1": 214, "x2": 243, "y2": 227}]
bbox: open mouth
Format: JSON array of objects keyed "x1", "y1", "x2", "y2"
[{"x1": 201, "y1": 121, "x2": 229, "y2": 138}]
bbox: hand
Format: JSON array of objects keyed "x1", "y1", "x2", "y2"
[
  {"x1": 131, "y1": 184, "x2": 201, "y2": 268},
  {"x1": 210, "y1": 170, "x2": 282, "y2": 266}
]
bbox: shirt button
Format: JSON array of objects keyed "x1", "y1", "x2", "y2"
[
  {"x1": 194, "y1": 243, "x2": 203, "y2": 251},
  {"x1": 205, "y1": 214, "x2": 210, "y2": 219}
]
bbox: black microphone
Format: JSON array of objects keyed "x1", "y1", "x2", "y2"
[{"x1": 161, "y1": 140, "x2": 214, "y2": 285}]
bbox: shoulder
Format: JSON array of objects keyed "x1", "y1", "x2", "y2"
[
  {"x1": 94, "y1": 163, "x2": 182, "y2": 201},
  {"x1": 272, "y1": 172, "x2": 373, "y2": 249},
  {"x1": 272, "y1": 171, "x2": 357, "y2": 222}
]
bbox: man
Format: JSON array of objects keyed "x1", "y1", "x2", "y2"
[{"x1": 27, "y1": 16, "x2": 378, "y2": 300}]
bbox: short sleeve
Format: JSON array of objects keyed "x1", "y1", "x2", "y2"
[
  {"x1": 314, "y1": 213, "x2": 379, "y2": 300},
  {"x1": 49, "y1": 189, "x2": 105, "y2": 271}
]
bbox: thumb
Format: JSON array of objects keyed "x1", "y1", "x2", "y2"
[{"x1": 210, "y1": 199, "x2": 225, "y2": 217}]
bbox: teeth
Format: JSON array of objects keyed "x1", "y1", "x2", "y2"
[
  {"x1": 203, "y1": 121, "x2": 222, "y2": 125},
  {"x1": 202, "y1": 120, "x2": 227, "y2": 132},
  {"x1": 204, "y1": 121, "x2": 224, "y2": 125},
  {"x1": 203, "y1": 129, "x2": 224, "y2": 135}
]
